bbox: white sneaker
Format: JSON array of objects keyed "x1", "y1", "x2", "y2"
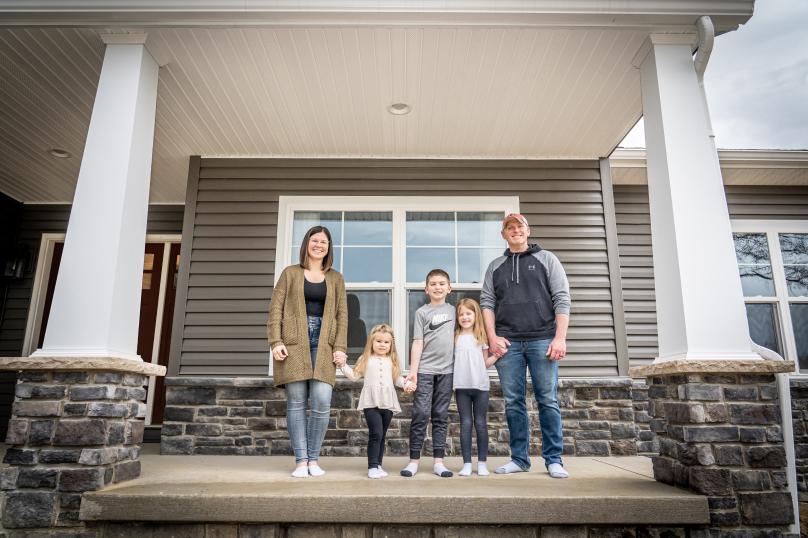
[
  {"x1": 368, "y1": 468, "x2": 382, "y2": 479},
  {"x1": 548, "y1": 463, "x2": 569, "y2": 479},
  {"x1": 376, "y1": 466, "x2": 388, "y2": 477}
]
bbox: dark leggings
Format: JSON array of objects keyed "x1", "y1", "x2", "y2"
[
  {"x1": 364, "y1": 407, "x2": 393, "y2": 469},
  {"x1": 455, "y1": 389, "x2": 490, "y2": 463}
]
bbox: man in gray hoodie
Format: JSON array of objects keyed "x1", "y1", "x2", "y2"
[{"x1": 480, "y1": 213, "x2": 571, "y2": 478}]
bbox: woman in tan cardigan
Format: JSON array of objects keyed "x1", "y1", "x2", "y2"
[{"x1": 268, "y1": 226, "x2": 348, "y2": 478}]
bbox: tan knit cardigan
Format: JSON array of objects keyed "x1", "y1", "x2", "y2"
[{"x1": 267, "y1": 265, "x2": 348, "y2": 387}]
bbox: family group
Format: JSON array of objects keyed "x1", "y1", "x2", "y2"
[{"x1": 267, "y1": 213, "x2": 571, "y2": 480}]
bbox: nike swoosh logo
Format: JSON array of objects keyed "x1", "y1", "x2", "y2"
[{"x1": 429, "y1": 320, "x2": 452, "y2": 331}]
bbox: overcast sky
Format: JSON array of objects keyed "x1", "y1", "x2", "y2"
[{"x1": 619, "y1": 0, "x2": 808, "y2": 150}]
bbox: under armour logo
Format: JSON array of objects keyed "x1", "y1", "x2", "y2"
[{"x1": 528, "y1": 264, "x2": 536, "y2": 270}]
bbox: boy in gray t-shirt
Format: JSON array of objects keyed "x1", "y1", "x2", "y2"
[{"x1": 401, "y1": 269, "x2": 456, "y2": 478}]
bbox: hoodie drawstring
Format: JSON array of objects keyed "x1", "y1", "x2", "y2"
[{"x1": 511, "y1": 253, "x2": 521, "y2": 284}]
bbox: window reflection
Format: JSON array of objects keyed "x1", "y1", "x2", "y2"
[
  {"x1": 745, "y1": 303, "x2": 782, "y2": 356},
  {"x1": 343, "y1": 247, "x2": 392, "y2": 282},
  {"x1": 292, "y1": 212, "x2": 342, "y2": 245},
  {"x1": 344, "y1": 212, "x2": 392, "y2": 245},
  {"x1": 346, "y1": 291, "x2": 391, "y2": 366},
  {"x1": 406, "y1": 212, "x2": 455, "y2": 246},
  {"x1": 406, "y1": 248, "x2": 455, "y2": 283},
  {"x1": 791, "y1": 304, "x2": 808, "y2": 371},
  {"x1": 733, "y1": 233, "x2": 775, "y2": 297},
  {"x1": 779, "y1": 234, "x2": 808, "y2": 297}
]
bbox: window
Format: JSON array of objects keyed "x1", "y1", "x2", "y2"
[
  {"x1": 732, "y1": 221, "x2": 808, "y2": 373},
  {"x1": 276, "y1": 197, "x2": 519, "y2": 371}
]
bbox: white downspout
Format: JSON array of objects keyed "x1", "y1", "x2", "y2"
[
  {"x1": 751, "y1": 339, "x2": 800, "y2": 533},
  {"x1": 694, "y1": 16, "x2": 723, "y2": 182}
]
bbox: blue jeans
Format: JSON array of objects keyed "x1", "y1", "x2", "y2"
[
  {"x1": 285, "y1": 316, "x2": 332, "y2": 464},
  {"x1": 494, "y1": 339, "x2": 563, "y2": 470}
]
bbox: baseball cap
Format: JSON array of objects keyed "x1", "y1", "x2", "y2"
[{"x1": 502, "y1": 213, "x2": 529, "y2": 231}]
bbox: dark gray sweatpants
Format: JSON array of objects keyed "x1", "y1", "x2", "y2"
[{"x1": 409, "y1": 373, "x2": 453, "y2": 460}]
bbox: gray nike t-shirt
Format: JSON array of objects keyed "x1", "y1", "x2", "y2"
[{"x1": 413, "y1": 303, "x2": 456, "y2": 375}]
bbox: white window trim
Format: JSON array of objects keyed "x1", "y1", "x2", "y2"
[
  {"x1": 731, "y1": 219, "x2": 808, "y2": 375},
  {"x1": 23, "y1": 234, "x2": 182, "y2": 423},
  {"x1": 273, "y1": 196, "x2": 520, "y2": 374}
]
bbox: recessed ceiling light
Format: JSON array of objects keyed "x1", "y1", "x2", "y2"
[
  {"x1": 48, "y1": 148, "x2": 71, "y2": 158},
  {"x1": 387, "y1": 103, "x2": 412, "y2": 115}
]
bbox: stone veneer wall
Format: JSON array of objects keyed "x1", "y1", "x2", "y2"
[
  {"x1": 161, "y1": 377, "x2": 655, "y2": 458},
  {"x1": 41, "y1": 522, "x2": 697, "y2": 538},
  {"x1": 647, "y1": 372, "x2": 793, "y2": 535},
  {"x1": 1, "y1": 370, "x2": 147, "y2": 531},
  {"x1": 790, "y1": 379, "x2": 808, "y2": 504}
]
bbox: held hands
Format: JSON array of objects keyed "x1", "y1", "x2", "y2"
[
  {"x1": 271, "y1": 345, "x2": 289, "y2": 361},
  {"x1": 333, "y1": 351, "x2": 347, "y2": 367},
  {"x1": 546, "y1": 338, "x2": 567, "y2": 361},
  {"x1": 404, "y1": 372, "x2": 417, "y2": 392},
  {"x1": 488, "y1": 334, "x2": 511, "y2": 358}
]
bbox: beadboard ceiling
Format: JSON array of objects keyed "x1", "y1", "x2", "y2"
[{"x1": 0, "y1": 26, "x2": 660, "y2": 203}]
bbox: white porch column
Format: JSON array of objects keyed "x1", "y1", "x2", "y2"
[
  {"x1": 33, "y1": 35, "x2": 159, "y2": 361},
  {"x1": 634, "y1": 35, "x2": 759, "y2": 362}
]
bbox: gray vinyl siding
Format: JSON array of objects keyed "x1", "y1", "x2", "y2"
[
  {"x1": 0, "y1": 204, "x2": 185, "y2": 358},
  {"x1": 613, "y1": 184, "x2": 808, "y2": 369},
  {"x1": 176, "y1": 158, "x2": 619, "y2": 377}
]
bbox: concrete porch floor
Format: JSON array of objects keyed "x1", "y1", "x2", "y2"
[{"x1": 79, "y1": 446, "x2": 709, "y2": 526}]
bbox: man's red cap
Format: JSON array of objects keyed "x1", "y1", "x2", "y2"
[{"x1": 502, "y1": 213, "x2": 529, "y2": 231}]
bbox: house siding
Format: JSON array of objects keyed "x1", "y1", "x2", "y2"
[
  {"x1": 172, "y1": 158, "x2": 621, "y2": 377},
  {"x1": 613, "y1": 184, "x2": 808, "y2": 368}
]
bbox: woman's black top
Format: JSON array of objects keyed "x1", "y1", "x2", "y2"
[{"x1": 304, "y1": 277, "x2": 327, "y2": 317}]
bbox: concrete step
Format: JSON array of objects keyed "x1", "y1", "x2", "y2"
[{"x1": 81, "y1": 454, "x2": 709, "y2": 525}]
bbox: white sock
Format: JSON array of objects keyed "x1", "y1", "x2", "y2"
[
  {"x1": 548, "y1": 463, "x2": 569, "y2": 479},
  {"x1": 478, "y1": 462, "x2": 489, "y2": 476},
  {"x1": 368, "y1": 467, "x2": 382, "y2": 479},
  {"x1": 401, "y1": 462, "x2": 418, "y2": 477},
  {"x1": 434, "y1": 463, "x2": 453, "y2": 477},
  {"x1": 495, "y1": 461, "x2": 527, "y2": 474},
  {"x1": 459, "y1": 463, "x2": 473, "y2": 477},
  {"x1": 307, "y1": 464, "x2": 325, "y2": 477},
  {"x1": 292, "y1": 466, "x2": 308, "y2": 478},
  {"x1": 376, "y1": 466, "x2": 388, "y2": 477}
]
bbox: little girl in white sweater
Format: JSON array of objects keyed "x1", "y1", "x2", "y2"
[{"x1": 337, "y1": 324, "x2": 413, "y2": 479}]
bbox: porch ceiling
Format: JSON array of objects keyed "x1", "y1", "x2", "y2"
[{"x1": 0, "y1": 25, "x2": 670, "y2": 204}]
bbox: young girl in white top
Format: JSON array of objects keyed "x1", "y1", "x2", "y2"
[
  {"x1": 338, "y1": 324, "x2": 413, "y2": 479},
  {"x1": 453, "y1": 299, "x2": 498, "y2": 476}
]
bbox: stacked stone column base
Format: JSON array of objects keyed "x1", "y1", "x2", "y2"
[
  {"x1": 0, "y1": 357, "x2": 165, "y2": 534},
  {"x1": 630, "y1": 359, "x2": 796, "y2": 538}
]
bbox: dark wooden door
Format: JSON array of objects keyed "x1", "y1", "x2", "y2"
[
  {"x1": 37, "y1": 241, "x2": 64, "y2": 349},
  {"x1": 150, "y1": 243, "x2": 181, "y2": 424},
  {"x1": 136, "y1": 244, "x2": 165, "y2": 362}
]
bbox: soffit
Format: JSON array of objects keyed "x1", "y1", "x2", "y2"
[
  {"x1": 610, "y1": 149, "x2": 808, "y2": 186},
  {"x1": 0, "y1": 26, "x2": 661, "y2": 203}
]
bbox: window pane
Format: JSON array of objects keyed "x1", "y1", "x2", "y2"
[
  {"x1": 342, "y1": 247, "x2": 392, "y2": 282},
  {"x1": 344, "y1": 212, "x2": 392, "y2": 246},
  {"x1": 739, "y1": 265, "x2": 776, "y2": 297},
  {"x1": 457, "y1": 212, "x2": 504, "y2": 246},
  {"x1": 291, "y1": 246, "x2": 341, "y2": 271},
  {"x1": 346, "y1": 291, "x2": 391, "y2": 366},
  {"x1": 745, "y1": 303, "x2": 781, "y2": 356},
  {"x1": 780, "y1": 234, "x2": 808, "y2": 297},
  {"x1": 406, "y1": 212, "x2": 455, "y2": 246},
  {"x1": 458, "y1": 248, "x2": 502, "y2": 283},
  {"x1": 733, "y1": 233, "x2": 771, "y2": 264},
  {"x1": 293, "y1": 211, "x2": 342, "y2": 245},
  {"x1": 784, "y1": 266, "x2": 808, "y2": 297},
  {"x1": 790, "y1": 303, "x2": 808, "y2": 371},
  {"x1": 406, "y1": 289, "x2": 481, "y2": 366},
  {"x1": 779, "y1": 234, "x2": 808, "y2": 264},
  {"x1": 406, "y1": 248, "x2": 455, "y2": 283}
]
